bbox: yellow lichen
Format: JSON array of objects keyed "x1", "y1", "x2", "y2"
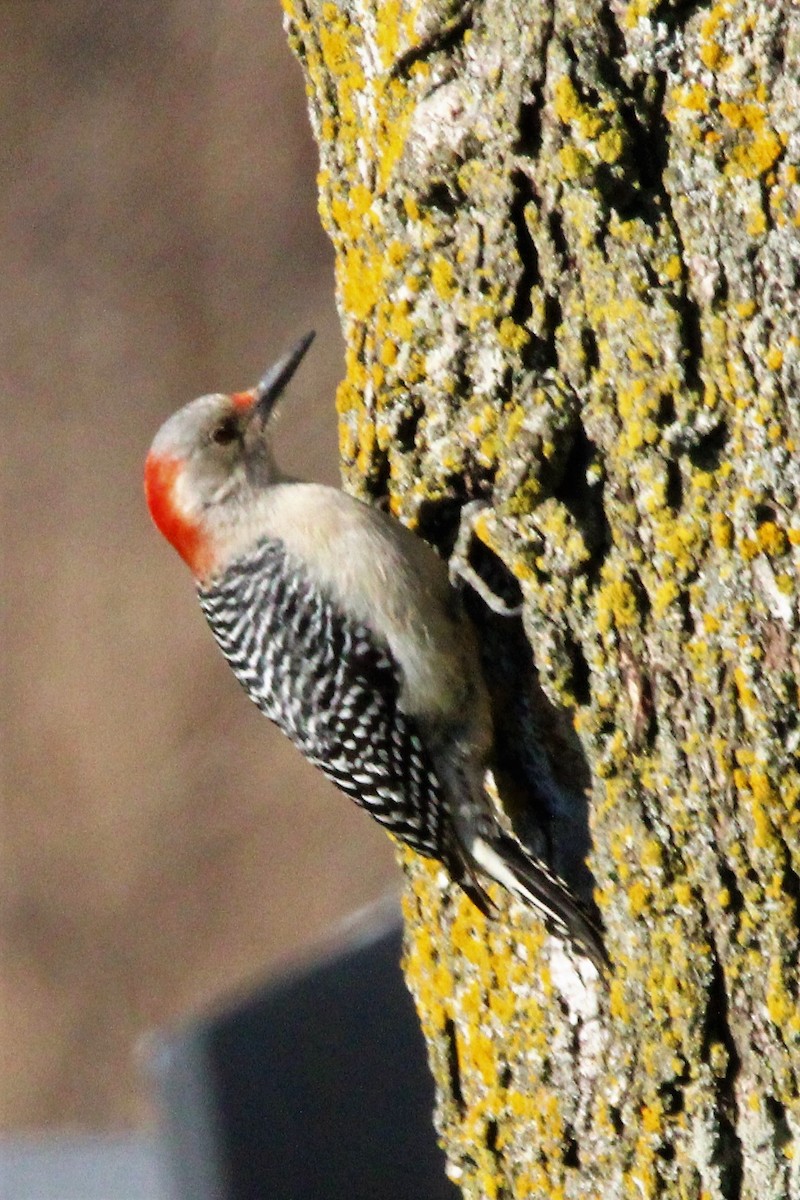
[
  {"x1": 711, "y1": 513, "x2": 734, "y2": 550},
  {"x1": 558, "y1": 145, "x2": 590, "y2": 179},
  {"x1": 553, "y1": 76, "x2": 603, "y2": 141},
  {"x1": 663, "y1": 255, "x2": 682, "y2": 281},
  {"x1": 623, "y1": 0, "x2": 658, "y2": 29},
  {"x1": 431, "y1": 255, "x2": 457, "y2": 301},
  {"x1": 498, "y1": 317, "x2": 529, "y2": 352},
  {"x1": 653, "y1": 580, "x2": 680, "y2": 617},
  {"x1": 596, "y1": 573, "x2": 639, "y2": 635},
  {"x1": 746, "y1": 206, "x2": 767, "y2": 237},
  {"x1": 628, "y1": 880, "x2": 650, "y2": 917},
  {"x1": 598, "y1": 128, "x2": 624, "y2": 164},
  {"x1": 379, "y1": 339, "x2": 398, "y2": 366},
  {"x1": 766, "y1": 955, "x2": 796, "y2": 1027},
  {"x1": 698, "y1": 2, "x2": 733, "y2": 70},
  {"x1": 682, "y1": 84, "x2": 710, "y2": 114},
  {"x1": 757, "y1": 521, "x2": 787, "y2": 556}
]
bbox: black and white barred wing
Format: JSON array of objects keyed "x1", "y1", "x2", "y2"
[{"x1": 198, "y1": 537, "x2": 446, "y2": 859}]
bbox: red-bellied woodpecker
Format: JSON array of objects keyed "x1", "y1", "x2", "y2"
[{"x1": 144, "y1": 333, "x2": 606, "y2": 971}]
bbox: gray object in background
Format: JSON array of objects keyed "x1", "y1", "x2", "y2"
[
  {"x1": 1, "y1": 900, "x2": 456, "y2": 1200},
  {"x1": 0, "y1": 1134, "x2": 168, "y2": 1200},
  {"x1": 146, "y1": 899, "x2": 458, "y2": 1200}
]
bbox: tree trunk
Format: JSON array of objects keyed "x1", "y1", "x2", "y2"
[{"x1": 284, "y1": 0, "x2": 800, "y2": 1195}]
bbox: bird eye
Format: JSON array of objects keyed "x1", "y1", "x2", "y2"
[{"x1": 211, "y1": 418, "x2": 238, "y2": 446}]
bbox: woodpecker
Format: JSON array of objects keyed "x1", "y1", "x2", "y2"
[{"x1": 145, "y1": 333, "x2": 606, "y2": 972}]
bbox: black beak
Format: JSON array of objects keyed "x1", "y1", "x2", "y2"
[{"x1": 253, "y1": 331, "x2": 316, "y2": 423}]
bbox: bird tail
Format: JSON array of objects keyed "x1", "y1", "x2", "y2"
[{"x1": 466, "y1": 829, "x2": 608, "y2": 975}]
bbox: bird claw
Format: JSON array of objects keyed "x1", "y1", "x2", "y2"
[{"x1": 449, "y1": 500, "x2": 523, "y2": 618}]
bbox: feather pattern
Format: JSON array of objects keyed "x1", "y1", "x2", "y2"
[{"x1": 198, "y1": 536, "x2": 447, "y2": 858}]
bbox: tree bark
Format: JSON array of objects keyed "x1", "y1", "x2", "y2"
[{"x1": 284, "y1": 0, "x2": 800, "y2": 1195}]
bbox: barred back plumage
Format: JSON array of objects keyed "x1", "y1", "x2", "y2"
[{"x1": 198, "y1": 536, "x2": 447, "y2": 859}]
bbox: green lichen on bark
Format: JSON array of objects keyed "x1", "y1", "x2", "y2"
[{"x1": 284, "y1": 0, "x2": 800, "y2": 1195}]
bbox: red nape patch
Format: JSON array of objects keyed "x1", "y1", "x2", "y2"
[
  {"x1": 144, "y1": 453, "x2": 213, "y2": 578},
  {"x1": 230, "y1": 389, "x2": 257, "y2": 411}
]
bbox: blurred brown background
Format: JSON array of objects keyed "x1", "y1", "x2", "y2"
[{"x1": 1, "y1": 0, "x2": 398, "y2": 1130}]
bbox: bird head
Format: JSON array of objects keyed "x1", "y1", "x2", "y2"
[{"x1": 144, "y1": 332, "x2": 314, "y2": 579}]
